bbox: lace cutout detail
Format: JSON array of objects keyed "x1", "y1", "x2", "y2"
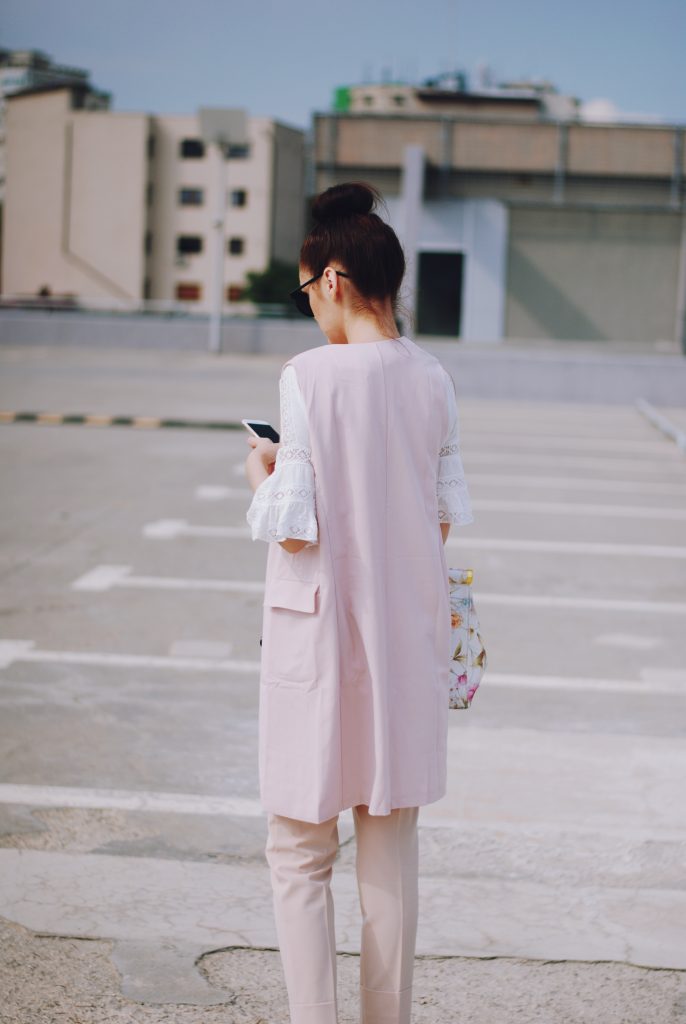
[
  {"x1": 276, "y1": 445, "x2": 313, "y2": 465},
  {"x1": 250, "y1": 483, "x2": 315, "y2": 504},
  {"x1": 437, "y1": 370, "x2": 474, "y2": 527}
]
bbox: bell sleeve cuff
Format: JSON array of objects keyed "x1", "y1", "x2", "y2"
[
  {"x1": 246, "y1": 448, "x2": 319, "y2": 546},
  {"x1": 437, "y1": 441, "x2": 474, "y2": 526},
  {"x1": 437, "y1": 371, "x2": 474, "y2": 526}
]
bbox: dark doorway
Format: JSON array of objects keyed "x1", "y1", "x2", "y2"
[{"x1": 416, "y1": 251, "x2": 464, "y2": 336}]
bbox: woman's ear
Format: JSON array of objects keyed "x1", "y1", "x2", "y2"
[{"x1": 322, "y1": 266, "x2": 339, "y2": 298}]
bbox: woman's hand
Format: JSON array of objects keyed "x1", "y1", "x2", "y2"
[{"x1": 246, "y1": 435, "x2": 280, "y2": 476}]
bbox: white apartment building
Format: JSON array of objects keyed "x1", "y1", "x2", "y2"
[{"x1": 2, "y1": 81, "x2": 306, "y2": 310}]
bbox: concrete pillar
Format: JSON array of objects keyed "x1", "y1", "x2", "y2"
[{"x1": 398, "y1": 145, "x2": 425, "y2": 331}]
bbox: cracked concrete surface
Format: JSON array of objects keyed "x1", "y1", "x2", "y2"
[{"x1": 1, "y1": 915, "x2": 685, "y2": 1024}]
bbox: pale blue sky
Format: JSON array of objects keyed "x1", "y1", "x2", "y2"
[{"x1": 3, "y1": 0, "x2": 685, "y2": 129}]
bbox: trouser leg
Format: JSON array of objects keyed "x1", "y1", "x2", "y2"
[
  {"x1": 353, "y1": 805, "x2": 419, "y2": 1024},
  {"x1": 265, "y1": 811, "x2": 340, "y2": 1024}
]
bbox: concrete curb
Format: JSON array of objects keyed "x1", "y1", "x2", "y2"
[{"x1": 0, "y1": 410, "x2": 243, "y2": 431}]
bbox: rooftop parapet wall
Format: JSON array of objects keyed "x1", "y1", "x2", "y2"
[{"x1": 315, "y1": 113, "x2": 685, "y2": 183}]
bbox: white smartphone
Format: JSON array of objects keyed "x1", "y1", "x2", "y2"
[{"x1": 242, "y1": 418, "x2": 280, "y2": 443}]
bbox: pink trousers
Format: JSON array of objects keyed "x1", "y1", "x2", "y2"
[{"x1": 265, "y1": 804, "x2": 420, "y2": 1024}]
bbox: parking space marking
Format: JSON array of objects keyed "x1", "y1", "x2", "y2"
[
  {"x1": 143, "y1": 520, "x2": 248, "y2": 539},
  {"x1": 463, "y1": 452, "x2": 686, "y2": 474},
  {"x1": 206, "y1": 477, "x2": 686, "y2": 498},
  {"x1": 231, "y1": 452, "x2": 686, "y2": 477},
  {"x1": 459, "y1": 474, "x2": 686, "y2": 497},
  {"x1": 460, "y1": 432, "x2": 678, "y2": 455},
  {"x1": 0, "y1": 641, "x2": 682, "y2": 694},
  {"x1": 476, "y1": 592, "x2": 686, "y2": 614},
  {"x1": 195, "y1": 485, "x2": 250, "y2": 500},
  {"x1": 482, "y1": 671, "x2": 685, "y2": 694},
  {"x1": 0, "y1": 639, "x2": 259, "y2": 672},
  {"x1": 595, "y1": 633, "x2": 663, "y2": 650},
  {"x1": 69, "y1": 566, "x2": 686, "y2": 613},
  {"x1": 451, "y1": 536, "x2": 686, "y2": 558},
  {"x1": 71, "y1": 564, "x2": 264, "y2": 593},
  {"x1": 0, "y1": 783, "x2": 263, "y2": 817},
  {"x1": 470, "y1": 499, "x2": 686, "y2": 520},
  {"x1": 141, "y1": 519, "x2": 686, "y2": 559},
  {"x1": 0, "y1": 783, "x2": 683, "y2": 842}
]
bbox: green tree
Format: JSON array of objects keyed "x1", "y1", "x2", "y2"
[{"x1": 243, "y1": 259, "x2": 300, "y2": 313}]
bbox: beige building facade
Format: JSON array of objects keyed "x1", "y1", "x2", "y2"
[
  {"x1": 317, "y1": 80, "x2": 686, "y2": 345},
  {"x1": 2, "y1": 82, "x2": 305, "y2": 311}
]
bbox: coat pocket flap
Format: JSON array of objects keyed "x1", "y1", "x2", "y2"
[{"x1": 264, "y1": 578, "x2": 320, "y2": 613}]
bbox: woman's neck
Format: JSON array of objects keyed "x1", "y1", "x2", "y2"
[{"x1": 339, "y1": 310, "x2": 400, "y2": 346}]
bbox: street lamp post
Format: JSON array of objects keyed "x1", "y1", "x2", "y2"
[{"x1": 198, "y1": 108, "x2": 249, "y2": 355}]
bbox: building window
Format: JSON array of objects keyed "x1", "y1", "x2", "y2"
[
  {"x1": 228, "y1": 236, "x2": 244, "y2": 255},
  {"x1": 229, "y1": 188, "x2": 247, "y2": 207},
  {"x1": 144, "y1": 230, "x2": 153, "y2": 256},
  {"x1": 392, "y1": 94, "x2": 406, "y2": 106},
  {"x1": 176, "y1": 235, "x2": 203, "y2": 255},
  {"x1": 227, "y1": 284, "x2": 245, "y2": 302},
  {"x1": 226, "y1": 143, "x2": 250, "y2": 158},
  {"x1": 147, "y1": 134, "x2": 156, "y2": 159},
  {"x1": 176, "y1": 283, "x2": 202, "y2": 301},
  {"x1": 143, "y1": 277, "x2": 152, "y2": 299},
  {"x1": 179, "y1": 138, "x2": 205, "y2": 159},
  {"x1": 363, "y1": 95, "x2": 374, "y2": 106},
  {"x1": 146, "y1": 181, "x2": 154, "y2": 206},
  {"x1": 179, "y1": 187, "x2": 204, "y2": 205}
]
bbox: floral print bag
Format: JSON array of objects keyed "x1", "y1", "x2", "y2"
[{"x1": 448, "y1": 567, "x2": 487, "y2": 709}]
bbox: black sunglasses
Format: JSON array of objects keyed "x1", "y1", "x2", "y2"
[{"x1": 289, "y1": 270, "x2": 351, "y2": 317}]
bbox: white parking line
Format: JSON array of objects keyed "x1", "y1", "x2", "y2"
[
  {"x1": 449, "y1": 536, "x2": 686, "y2": 559},
  {"x1": 71, "y1": 565, "x2": 264, "y2": 593},
  {"x1": 209, "y1": 477, "x2": 686, "y2": 498},
  {"x1": 476, "y1": 593, "x2": 686, "y2": 614},
  {"x1": 469, "y1": 499, "x2": 686, "y2": 520},
  {"x1": 195, "y1": 485, "x2": 252, "y2": 500},
  {"x1": 461, "y1": 432, "x2": 677, "y2": 455},
  {"x1": 142, "y1": 520, "x2": 686, "y2": 559},
  {"x1": 463, "y1": 474, "x2": 686, "y2": 497},
  {"x1": 144, "y1": 519, "x2": 248, "y2": 539},
  {"x1": 232, "y1": 453, "x2": 686, "y2": 477},
  {"x1": 463, "y1": 452, "x2": 686, "y2": 474},
  {"x1": 0, "y1": 783, "x2": 683, "y2": 842},
  {"x1": 0, "y1": 642, "x2": 682, "y2": 694},
  {"x1": 0, "y1": 783, "x2": 263, "y2": 817},
  {"x1": 0, "y1": 640, "x2": 259, "y2": 672},
  {"x1": 68, "y1": 568, "x2": 686, "y2": 614},
  {"x1": 484, "y1": 671, "x2": 685, "y2": 694}
]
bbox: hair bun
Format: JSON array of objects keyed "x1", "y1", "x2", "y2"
[{"x1": 311, "y1": 181, "x2": 378, "y2": 223}]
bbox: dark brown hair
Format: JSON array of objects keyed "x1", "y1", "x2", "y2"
[{"x1": 300, "y1": 182, "x2": 406, "y2": 306}]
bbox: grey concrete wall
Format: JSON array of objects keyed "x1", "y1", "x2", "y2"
[
  {"x1": 0, "y1": 310, "x2": 323, "y2": 354},
  {"x1": 506, "y1": 207, "x2": 681, "y2": 343},
  {"x1": 1, "y1": 310, "x2": 685, "y2": 405}
]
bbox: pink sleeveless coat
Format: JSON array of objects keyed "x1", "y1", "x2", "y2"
[{"x1": 258, "y1": 336, "x2": 452, "y2": 823}]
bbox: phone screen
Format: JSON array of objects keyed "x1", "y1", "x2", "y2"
[{"x1": 245, "y1": 420, "x2": 280, "y2": 443}]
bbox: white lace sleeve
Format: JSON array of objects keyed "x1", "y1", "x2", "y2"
[
  {"x1": 246, "y1": 365, "x2": 319, "y2": 546},
  {"x1": 437, "y1": 371, "x2": 474, "y2": 526}
]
